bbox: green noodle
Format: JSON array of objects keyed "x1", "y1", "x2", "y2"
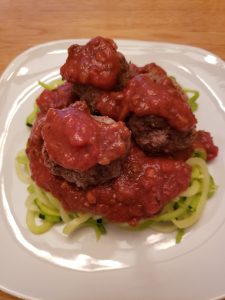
[
  {"x1": 16, "y1": 150, "x2": 107, "y2": 237},
  {"x1": 184, "y1": 89, "x2": 200, "y2": 112},
  {"x1": 26, "y1": 210, "x2": 54, "y2": 234},
  {"x1": 172, "y1": 157, "x2": 210, "y2": 229},
  {"x1": 26, "y1": 103, "x2": 40, "y2": 127},
  {"x1": 38, "y1": 79, "x2": 65, "y2": 91}
]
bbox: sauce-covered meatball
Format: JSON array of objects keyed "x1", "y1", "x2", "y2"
[
  {"x1": 41, "y1": 101, "x2": 131, "y2": 187},
  {"x1": 36, "y1": 82, "x2": 76, "y2": 113},
  {"x1": 60, "y1": 36, "x2": 127, "y2": 90}
]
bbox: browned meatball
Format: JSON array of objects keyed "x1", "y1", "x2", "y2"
[
  {"x1": 42, "y1": 146, "x2": 123, "y2": 189},
  {"x1": 41, "y1": 102, "x2": 131, "y2": 188},
  {"x1": 127, "y1": 114, "x2": 196, "y2": 155},
  {"x1": 36, "y1": 82, "x2": 76, "y2": 113},
  {"x1": 60, "y1": 37, "x2": 128, "y2": 90}
]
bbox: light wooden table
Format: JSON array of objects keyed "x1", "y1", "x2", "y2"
[{"x1": 0, "y1": 0, "x2": 225, "y2": 299}]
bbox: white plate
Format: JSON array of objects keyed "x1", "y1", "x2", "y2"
[{"x1": 0, "y1": 39, "x2": 225, "y2": 300}]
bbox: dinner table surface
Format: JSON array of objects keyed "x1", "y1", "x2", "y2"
[{"x1": 0, "y1": 0, "x2": 225, "y2": 299}]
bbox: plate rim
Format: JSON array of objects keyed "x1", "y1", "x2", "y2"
[{"x1": 1, "y1": 38, "x2": 225, "y2": 81}]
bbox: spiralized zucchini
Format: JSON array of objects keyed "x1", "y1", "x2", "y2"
[
  {"x1": 26, "y1": 103, "x2": 40, "y2": 127},
  {"x1": 172, "y1": 157, "x2": 210, "y2": 229},
  {"x1": 15, "y1": 151, "x2": 106, "y2": 239},
  {"x1": 38, "y1": 79, "x2": 65, "y2": 91},
  {"x1": 184, "y1": 88, "x2": 200, "y2": 112}
]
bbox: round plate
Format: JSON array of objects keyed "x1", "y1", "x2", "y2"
[{"x1": 0, "y1": 39, "x2": 225, "y2": 300}]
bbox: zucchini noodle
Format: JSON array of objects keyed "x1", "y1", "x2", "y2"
[
  {"x1": 184, "y1": 88, "x2": 200, "y2": 112},
  {"x1": 38, "y1": 79, "x2": 65, "y2": 91},
  {"x1": 26, "y1": 103, "x2": 40, "y2": 127},
  {"x1": 170, "y1": 75, "x2": 200, "y2": 112},
  {"x1": 16, "y1": 151, "x2": 106, "y2": 239},
  {"x1": 172, "y1": 157, "x2": 210, "y2": 229}
]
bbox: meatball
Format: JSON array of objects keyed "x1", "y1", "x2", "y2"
[
  {"x1": 73, "y1": 84, "x2": 100, "y2": 115},
  {"x1": 42, "y1": 146, "x2": 123, "y2": 188},
  {"x1": 127, "y1": 114, "x2": 196, "y2": 154},
  {"x1": 60, "y1": 36, "x2": 129, "y2": 90},
  {"x1": 73, "y1": 84, "x2": 129, "y2": 121},
  {"x1": 125, "y1": 73, "x2": 196, "y2": 132},
  {"x1": 41, "y1": 101, "x2": 131, "y2": 188},
  {"x1": 36, "y1": 82, "x2": 76, "y2": 113}
]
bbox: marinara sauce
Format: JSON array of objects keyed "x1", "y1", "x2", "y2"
[{"x1": 26, "y1": 115, "x2": 191, "y2": 225}]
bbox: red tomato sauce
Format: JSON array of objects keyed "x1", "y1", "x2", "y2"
[
  {"x1": 36, "y1": 82, "x2": 76, "y2": 113},
  {"x1": 26, "y1": 116, "x2": 191, "y2": 224},
  {"x1": 126, "y1": 74, "x2": 196, "y2": 131},
  {"x1": 169, "y1": 130, "x2": 219, "y2": 162},
  {"x1": 60, "y1": 37, "x2": 121, "y2": 90},
  {"x1": 193, "y1": 130, "x2": 219, "y2": 161},
  {"x1": 42, "y1": 102, "x2": 131, "y2": 171},
  {"x1": 95, "y1": 73, "x2": 196, "y2": 132}
]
